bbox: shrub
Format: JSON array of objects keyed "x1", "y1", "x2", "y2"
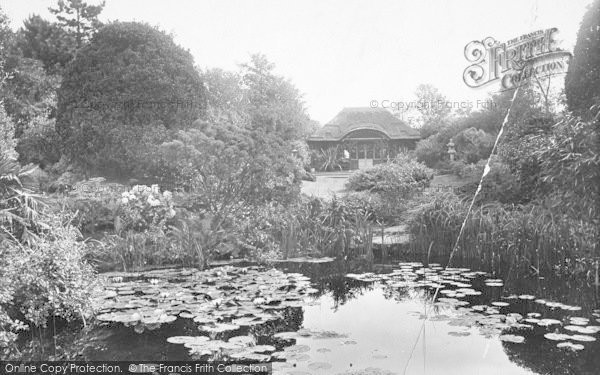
[
  {"x1": 0, "y1": 154, "x2": 43, "y2": 244},
  {"x1": 414, "y1": 134, "x2": 445, "y2": 167},
  {"x1": 0, "y1": 153, "x2": 98, "y2": 354},
  {"x1": 117, "y1": 184, "x2": 176, "y2": 233},
  {"x1": 452, "y1": 127, "x2": 494, "y2": 164},
  {"x1": 85, "y1": 184, "x2": 191, "y2": 271},
  {"x1": 346, "y1": 155, "x2": 433, "y2": 195},
  {"x1": 534, "y1": 111, "x2": 600, "y2": 223},
  {"x1": 16, "y1": 116, "x2": 61, "y2": 167},
  {"x1": 0, "y1": 105, "x2": 17, "y2": 160},
  {"x1": 1, "y1": 213, "x2": 98, "y2": 327},
  {"x1": 310, "y1": 146, "x2": 345, "y2": 172}
]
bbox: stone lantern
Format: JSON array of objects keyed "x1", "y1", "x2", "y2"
[{"x1": 447, "y1": 140, "x2": 456, "y2": 161}]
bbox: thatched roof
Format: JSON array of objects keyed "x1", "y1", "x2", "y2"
[{"x1": 308, "y1": 107, "x2": 420, "y2": 141}]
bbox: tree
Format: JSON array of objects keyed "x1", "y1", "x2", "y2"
[
  {"x1": 0, "y1": 8, "x2": 17, "y2": 160},
  {"x1": 453, "y1": 127, "x2": 494, "y2": 164},
  {"x1": 565, "y1": 0, "x2": 600, "y2": 117},
  {"x1": 155, "y1": 120, "x2": 301, "y2": 256},
  {"x1": 241, "y1": 54, "x2": 312, "y2": 140},
  {"x1": 413, "y1": 84, "x2": 452, "y2": 138},
  {"x1": 49, "y1": 0, "x2": 105, "y2": 49},
  {"x1": 1, "y1": 56, "x2": 60, "y2": 137},
  {"x1": 56, "y1": 21, "x2": 206, "y2": 177},
  {"x1": 202, "y1": 68, "x2": 247, "y2": 124},
  {"x1": 0, "y1": 8, "x2": 60, "y2": 139},
  {"x1": 16, "y1": 15, "x2": 75, "y2": 74}
]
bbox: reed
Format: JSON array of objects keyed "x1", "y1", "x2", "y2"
[
  {"x1": 408, "y1": 191, "x2": 599, "y2": 277},
  {"x1": 276, "y1": 196, "x2": 375, "y2": 260}
]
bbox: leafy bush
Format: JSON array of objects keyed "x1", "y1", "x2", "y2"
[
  {"x1": 16, "y1": 115, "x2": 61, "y2": 167},
  {"x1": 413, "y1": 135, "x2": 445, "y2": 167},
  {"x1": 534, "y1": 110, "x2": 600, "y2": 222},
  {"x1": 0, "y1": 105, "x2": 17, "y2": 160},
  {"x1": 452, "y1": 127, "x2": 494, "y2": 163},
  {"x1": 157, "y1": 123, "x2": 301, "y2": 206},
  {"x1": 0, "y1": 154, "x2": 43, "y2": 244},
  {"x1": 1, "y1": 213, "x2": 98, "y2": 327},
  {"x1": 0, "y1": 153, "x2": 97, "y2": 355},
  {"x1": 310, "y1": 146, "x2": 346, "y2": 172},
  {"x1": 85, "y1": 184, "x2": 192, "y2": 271},
  {"x1": 346, "y1": 155, "x2": 433, "y2": 195},
  {"x1": 117, "y1": 185, "x2": 176, "y2": 233}
]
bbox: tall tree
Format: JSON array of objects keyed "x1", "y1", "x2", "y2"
[
  {"x1": 49, "y1": 0, "x2": 105, "y2": 49},
  {"x1": 241, "y1": 54, "x2": 311, "y2": 140},
  {"x1": 413, "y1": 84, "x2": 452, "y2": 138},
  {"x1": 16, "y1": 15, "x2": 75, "y2": 74},
  {"x1": 0, "y1": 11, "x2": 59, "y2": 137},
  {"x1": 565, "y1": 0, "x2": 600, "y2": 117},
  {"x1": 56, "y1": 21, "x2": 205, "y2": 177},
  {"x1": 0, "y1": 8, "x2": 16, "y2": 159}
]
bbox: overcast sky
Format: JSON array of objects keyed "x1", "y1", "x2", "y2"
[{"x1": 2, "y1": 0, "x2": 592, "y2": 124}]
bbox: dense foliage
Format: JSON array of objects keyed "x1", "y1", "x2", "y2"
[
  {"x1": 409, "y1": 191, "x2": 598, "y2": 277},
  {"x1": 56, "y1": 21, "x2": 205, "y2": 177},
  {"x1": 565, "y1": 0, "x2": 600, "y2": 117},
  {"x1": 346, "y1": 155, "x2": 433, "y2": 194},
  {"x1": 0, "y1": 154, "x2": 97, "y2": 356},
  {"x1": 1, "y1": 0, "x2": 599, "y2": 359}
]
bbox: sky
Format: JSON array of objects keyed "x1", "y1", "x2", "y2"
[{"x1": 1, "y1": 0, "x2": 593, "y2": 124}]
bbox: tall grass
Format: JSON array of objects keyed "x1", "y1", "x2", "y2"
[{"x1": 408, "y1": 191, "x2": 599, "y2": 277}]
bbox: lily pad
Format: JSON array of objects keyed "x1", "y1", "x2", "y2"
[
  {"x1": 287, "y1": 344, "x2": 311, "y2": 353},
  {"x1": 167, "y1": 336, "x2": 209, "y2": 345},
  {"x1": 273, "y1": 331, "x2": 298, "y2": 340},
  {"x1": 448, "y1": 331, "x2": 470, "y2": 337},
  {"x1": 570, "y1": 334, "x2": 596, "y2": 342},
  {"x1": 228, "y1": 335, "x2": 255, "y2": 346},
  {"x1": 518, "y1": 295, "x2": 535, "y2": 300},
  {"x1": 537, "y1": 319, "x2": 562, "y2": 327},
  {"x1": 228, "y1": 351, "x2": 271, "y2": 361},
  {"x1": 544, "y1": 333, "x2": 570, "y2": 341},
  {"x1": 250, "y1": 345, "x2": 276, "y2": 353},
  {"x1": 307, "y1": 362, "x2": 333, "y2": 370},
  {"x1": 499, "y1": 334, "x2": 525, "y2": 343},
  {"x1": 557, "y1": 342, "x2": 585, "y2": 351},
  {"x1": 199, "y1": 323, "x2": 240, "y2": 334}
]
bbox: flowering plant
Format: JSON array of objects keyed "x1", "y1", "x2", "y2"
[{"x1": 117, "y1": 184, "x2": 176, "y2": 233}]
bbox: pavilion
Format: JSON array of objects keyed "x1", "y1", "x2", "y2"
[{"x1": 307, "y1": 107, "x2": 421, "y2": 170}]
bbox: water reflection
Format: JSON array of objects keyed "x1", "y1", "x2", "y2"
[
  {"x1": 49, "y1": 259, "x2": 600, "y2": 374},
  {"x1": 293, "y1": 259, "x2": 599, "y2": 375}
]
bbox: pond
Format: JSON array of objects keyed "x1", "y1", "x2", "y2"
[{"x1": 66, "y1": 260, "x2": 599, "y2": 375}]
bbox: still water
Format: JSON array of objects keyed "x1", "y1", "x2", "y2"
[{"x1": 70, "y1": 260, "x2": 599, "y2": 375}]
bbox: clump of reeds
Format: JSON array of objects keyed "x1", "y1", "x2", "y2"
[{"x1": 408, "y1": 191, "x2": 599, "y2": 278}]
